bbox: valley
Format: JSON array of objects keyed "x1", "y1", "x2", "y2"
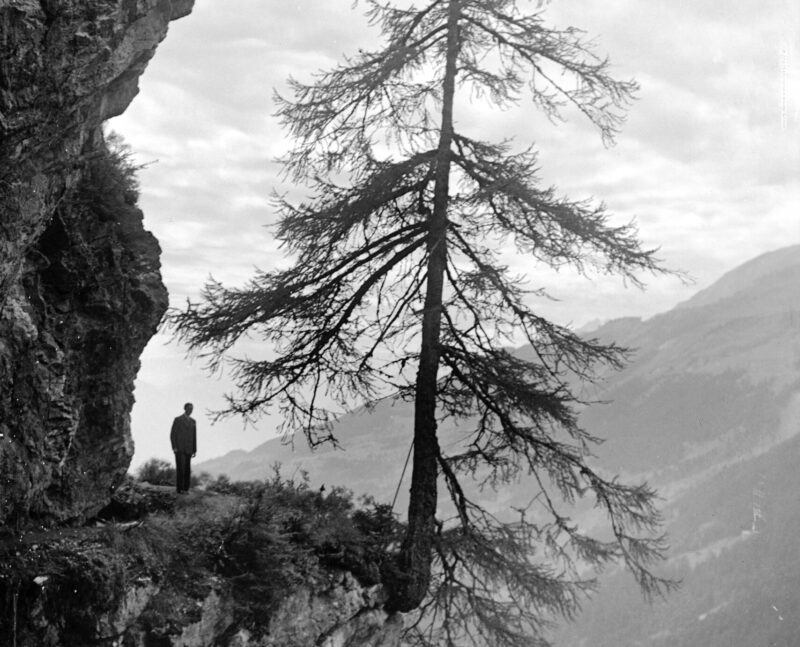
[{"x1": 197, "y1": 245, "x2": 800, "y2": 645}]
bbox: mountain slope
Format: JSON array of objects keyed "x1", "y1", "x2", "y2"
[
  {"x1": 197, "y1": 245, "x2": 800, "y2": 644},
  {"x1": 200, "y1": 243, "x2": 800, "y2": 491},
  {"x1": 198, "y1": 397, "x2": 419, "y2": 508},
  {"x1": 676, "y1": 244, "x2": 800, "y2": 311},
  {"x1": 581, "y1": 245, "x2": 800, "y2": 476},
  {"x1": 545, "y1": 245, "x2": 800, "y2": 646}
]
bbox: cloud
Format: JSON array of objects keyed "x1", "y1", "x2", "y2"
[{"x1": 112, "y1": 0, "x2": 799, "y2": 467}]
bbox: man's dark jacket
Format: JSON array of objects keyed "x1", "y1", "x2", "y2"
[{"x1": 170, "y1": 414, "x2": 196, "y2": 454}]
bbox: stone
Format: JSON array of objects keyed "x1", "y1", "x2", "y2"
[
  {"x1": 320, "y1": 609, "x2": 405, "y2": 647},
  {"x1": 96, "y1": 577, "x2": 160, "y2": 639},
  {"x1": 262, "y1": 571, "x2": 402, "y2": 647},
  {"x1": 171, "y1": 584, "x2": 236, "y2": 647}
]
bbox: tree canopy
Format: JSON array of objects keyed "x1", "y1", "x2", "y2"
[{"x1": 171, "y1": 0, "x2": 674, "y2": 643}]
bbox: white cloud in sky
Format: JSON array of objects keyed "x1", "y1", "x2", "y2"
[{"x1": 110, "y1": 0, "x2": 800, "y2": 469}]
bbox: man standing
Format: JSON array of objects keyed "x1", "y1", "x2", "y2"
[{"x1": 170, "y1": 402, "x2": 196, "y2": 494}]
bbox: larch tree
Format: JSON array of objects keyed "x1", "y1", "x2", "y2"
[{"x1": 171, "y1": 0, "x2": 673, "y2": 643}]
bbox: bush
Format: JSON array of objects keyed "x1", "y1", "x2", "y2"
[
  {"x1": 136, "y1": 458, "x2": 175, "y2": 486},
  {"x1": 208, "y1": 471, "x2": 404, "y2": 629},
  {"x1": 81, "y1": 130, "x2": 142, "y2": 210}
]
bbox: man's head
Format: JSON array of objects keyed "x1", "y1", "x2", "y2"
[{"x1": 184, "y1": 402, "x2": 194, "y2": 415}]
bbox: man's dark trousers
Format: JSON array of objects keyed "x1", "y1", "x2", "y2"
[{"x1": 175, "y1": 452, "x2": 191, "y2": 493}]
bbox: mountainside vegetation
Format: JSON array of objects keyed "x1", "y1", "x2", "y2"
[{"x1": 0, "y1": 472, "x2": 401, "y2": 646}]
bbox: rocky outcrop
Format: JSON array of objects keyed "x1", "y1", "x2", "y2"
[
  {"x1": 138, "y1": 571, "x2": 403, "y2": 647},
  {"x1": 0, "y1": 484, "x2": 404, "y2": 646},
  {"x1": 13, "y1": 566, "x2": 402, "y2": 647},
  {"x1": 0, "y1": 0, "x2": 193, "y2": 525},
  {"x1": 262, "y1": 571, "x2": 403, "y2": 647}
]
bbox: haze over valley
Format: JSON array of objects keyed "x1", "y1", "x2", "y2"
[{"x1": 198, "y1": 244, "x2": 800, "y2": 646}]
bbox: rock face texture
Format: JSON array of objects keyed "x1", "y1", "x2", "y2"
[
  {"x1": 14, "y1": 564, "x2": 402, "y2": 647},
  {"x1": 262, "y1": 572, "x2": 404, "y2": 647},
  {"x1": 0, "y1": 0, "x2": 193, "y2": 525},
  {"x1": 1, "y1": 484, "x2": 404, "y2": 646}
]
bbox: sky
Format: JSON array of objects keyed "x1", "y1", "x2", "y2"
[{"x1": 109, "y1": 0, "x2": 800, "y2": 470}]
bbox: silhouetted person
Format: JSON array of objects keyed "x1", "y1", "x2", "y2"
[{"x1": 170, "y1": 402, "x2": 196, "y2": 493}]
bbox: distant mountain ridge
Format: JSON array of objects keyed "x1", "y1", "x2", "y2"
[
  {"x1": 552, "y1": 244, "x2": 800, "y2": 646},
  {"x1": 200, "y1": 244, "x2": 800, "y2": 487},
  {"x1": 676, "y1": 244, "x2": 800, "y2": 311},
  {"x1": 579, "y1": 247, "x2": 800, "y2": 476},
  {"x1": 198, "y1": 244, "x2": 800, "y2": 645}
]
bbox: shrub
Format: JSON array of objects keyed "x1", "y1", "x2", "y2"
[
  {"x1": 136, "y1": 458, "x2": 175, "y2": 486},
  {"x1": 208, "y1": 472, "x2": 404, "y2": 630},
  {"x1": 80, "y1": 130, "x2": 142, "y2": 210}
]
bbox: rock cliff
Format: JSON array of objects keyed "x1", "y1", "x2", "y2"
[
  {"x1": 0, "y1": 0, "x2": 191, "y2": 524},
  {"x1": 0, "y1": 4, "x2": 403, "y2": 644}
]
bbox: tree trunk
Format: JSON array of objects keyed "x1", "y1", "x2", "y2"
[{"x1": 387, "y1": 0, "x2": 461, "y2": 614}]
